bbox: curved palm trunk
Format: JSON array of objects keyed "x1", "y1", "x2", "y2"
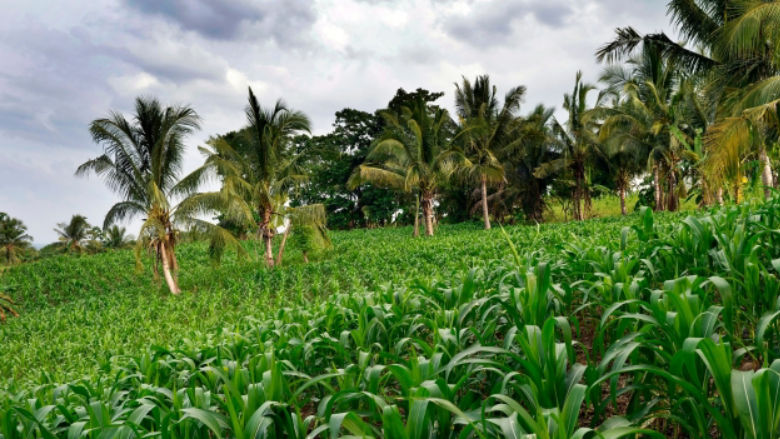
[
  {"x1": 261, "y1": 207, "x2": 275, "y2": 268},
  {"x1": 169, "y1": 242, "x2": 180, "y2": 283},
  {"x1": 158, "y1": 240, "x2": 180, "y2": 295},
  {"x1": 761, "y1": 147, "x2": 774, "y2": 200},
  {"x1": 421, "y1": 192, "x2": 435, "y2": 237},
  {"x1": 275, "y1": 225, "x2": 291, "y2": 266},
  {"x1": 481, "y1": 175, "x2": 491, "y2": 230}
]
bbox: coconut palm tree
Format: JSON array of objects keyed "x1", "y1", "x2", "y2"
[
  {"x1": 349, "y1": 95, "x2": 458, "y2": 236},
  {"x1": 498, "y1": 105, "x2": 559, "y2": 222},
  {"x1": 103, "y1": 225, "x2": 134, "y2": 249},
  {"x1": 596, "y1": 38, "x2": 713, "y2": 211},
  {"x1": 596, "y1": 106, "x2": 649, "y2": 215},
  {"x1": 536, "y1": 72, "x2": 601, "y2": 221},
  {"x1": 178, "y1": 87, "x2": 311, "y2": 267},
  {"x1": 77, "y1": 97, "x2": 200, "y2": 294},
  {"x1": 54, "y1": 215, "x2": 91, "y2": 253},
  {"x1": 599, "y1": 1, "x2": 780, "y2": 200},
  {"x1": 276, "y1": 203, "x2": 331, "y2": 266},
  {"x1": 0, "y1": 213, "x2": 32, "y2": 266},
  {"x1": 454, "y1": 75, "x2": 526, "y2": 229}
]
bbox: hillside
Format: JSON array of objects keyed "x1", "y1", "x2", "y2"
[
  {"x1": 2, "y1": 201, "x2": 780, "y2": 437},
  {"x1": 0, "y1": 218, "x2": 631, "y2": 383}
]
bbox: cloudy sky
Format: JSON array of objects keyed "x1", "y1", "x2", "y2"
[{"x1": 0, "y1": 0, "x2": 672, "y2": 244}]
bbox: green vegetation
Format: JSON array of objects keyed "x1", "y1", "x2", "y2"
[
  {"x1": 3, "y1": 196, "x2": 780, "y2": 437},
  {"x1": 7, "y1": 1, "x2": 780, "y2": 437},
  {"x1": 0, "y1": 213, "x2": 33, "y2": 266}
]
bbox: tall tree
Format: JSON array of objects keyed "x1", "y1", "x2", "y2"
[
  {"x1": 103, "y1": 225, "x2": 134, "y2": 249},
  {"x1": 179, "y1": 87, "x2": 312, "y2": 267},
  {"x1": 349, "y1": 96, "x2": 458, "y2": 236},
  {"x1": 454, "y1": 75, "x2": 526, "y2": 229},
  {"x1": 292, "y1": 109, "x2": 400, "y2": 229},
  {"x1": 54, "y1": 215, "x2": 91, "y2": 254},
  {"x1": 595, "y1": 39, "x2": 710, "y2": 212},
  {"x1": 77, "y1": 97, "x2": 201, "y2": 294},
  {"x1": 0, "y1": 213, "x2": 33, "y2": 266},
  {"x1": 501, "y1": 105, "x2": 560, "y2": 222},
  {"x1": 598, "y1": 1, "x2": 780, "y2": 201},
  {"x1": 536, "y1": 72, "x2": 601, "y2": 221}
]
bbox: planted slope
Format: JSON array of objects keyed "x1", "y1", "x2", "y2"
[
  {"x1": 1, "y1": 220, "x2": 631, "y2": 383},
  {"x1": 3, "y1": 200, "x2": 780, "y2": 436}
]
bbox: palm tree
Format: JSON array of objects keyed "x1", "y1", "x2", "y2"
[
  {"x1": 499, "y1": 105, "x2": 559, "y2": 222},
  {"x1": 276, "y1": 204, "x2": 331, "y2": 266},
  {"x1": 103, "y1": 225, "x2": 134, "y2": 249},
  {"x1": 349, "y1": 95, "x2": 457, "y2": 236},
  {"x1": 596, "y1": 106, "x2": 649, "y2": 215},
  {"x1": 597, "y1": 38, "x2": 712, "y2": 212},
  {"x1": 77, "y1": 97, "x2": 201, "y2": 294},
  {"x1": 178, "y1": 87, "x2": 310, "y2": 267},
  {"x1": 54, "y1": 215, "x2": 91, "y2": 253},
  {"x1": 0, "y1": 213, "x2": 32, "y2": 266},
  {"x1": 536, "y1": 72, "x2": 601, "y2": 221},
  {"x1": 598, "y1": 1, "x2": 780, "y2": 200},
  {"x1": 454, "y1": 75, "x2": 526, "y2": 229}
]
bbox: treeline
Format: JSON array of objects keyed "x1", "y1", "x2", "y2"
[{"x1": 4, "y1": 1, "x2": 780, "y2": 297}]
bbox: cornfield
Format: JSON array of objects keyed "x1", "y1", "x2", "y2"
[{"x1": 3, "y1": 199, "x2": 780, "y2": 437}]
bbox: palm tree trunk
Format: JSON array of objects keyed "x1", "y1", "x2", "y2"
[
  {"x1": 761, "y1": 147, "x2": 774, "y2": 200},
  {"x1": 275, "y1": 225, "x2": 291, "y2": 266},
  {"x1": 262, "y1": 207, "x2": 275, "y2": 268},
  {"x1": 574, "y1": 167, "x2": 584, "y2": 221},
  {"x1": 421, "y1": 193, "x2": 434, "y2": 237},
  {"x1": 700, "y1": 178, "x2": 712, "y2": 207},
  {"x1": 619, "y1": 185, "x2": 627, "y2": 216},
  {"x1": 653, "y1": 165, "x2": 662, "y2": 212},
  {"x1": 159, "y1": 240, "x2": 180, "y2": 295},
  {"x1": 734, "y1": 180, "x2": 742, "y2": 205},
  {"x1": 303, "y1": 251, "x2": 309, "y2": 263},
  {"x1": 481, "y1": 175, "x2": 491, "y2": 230},
  {"x1": 667, "y1": 173, "x2": 678, "y2": 212},
  {"x1": 168, "y1": 239, "x2": 179, "y2": 283},
  {"x1": 716, "y1": 187, "x2": 724, "y2": 206},
  {"x1": 413, "y1": 194, "x2": 420, "y2": 237}
]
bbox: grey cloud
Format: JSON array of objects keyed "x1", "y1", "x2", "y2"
[
  {"x1": 444, "y1": 0, "x2": 573, "y2": 45},
  {"x1": 532, "y1": 4, "x2": 571, "y2": 26},
  {"x1": 0, "y1": 27, "x2": 117, "y2": 151},
  {"x1": 124, "y1": 0, "x2": 316, "y2": 44}
]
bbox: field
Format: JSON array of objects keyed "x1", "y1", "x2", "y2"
[{"x1": 2, "y1": 200, "x2": 780, "y2": 437}]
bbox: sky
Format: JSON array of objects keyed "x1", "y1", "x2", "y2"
[{"x1": 0, "y1": 0, "x2": 672, "y2": 244}]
